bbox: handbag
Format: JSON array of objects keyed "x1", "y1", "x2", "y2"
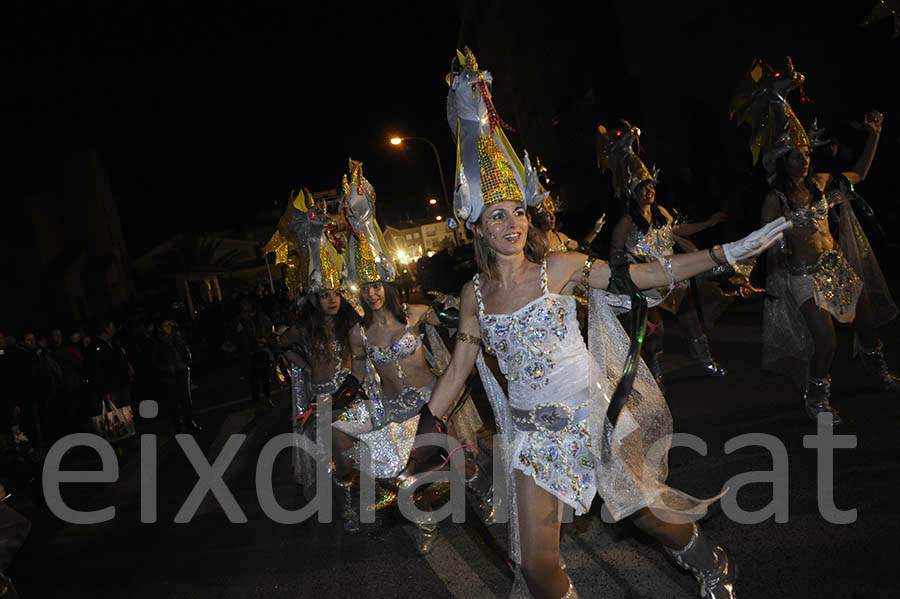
[{"x1": 89, "y1": 395, "x2": 137, "y2": 443}]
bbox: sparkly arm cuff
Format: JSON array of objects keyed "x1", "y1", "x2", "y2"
[
  {"x1": 656, "y1": 256, "x2": 675, "y2": 291},
  {"x1": 456, "y1": 332, "x2": 481, "y2": 347}
]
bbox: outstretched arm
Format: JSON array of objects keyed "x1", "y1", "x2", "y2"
[
  {"x1": 672, "y1": 211, "x2": 728, "y2": 237},
  {"x1": 427, "y1": 282, "x2": 482, "y2": 421},
  {"x1": 583, "y1": 217, "x2": 792, "y2": 291}
]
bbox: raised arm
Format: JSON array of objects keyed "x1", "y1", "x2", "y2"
[
  {"x1": 427, "y1": 281, "x2": 482, "y2": 421},
  {"x1": 582, "y1": 213, "x2": 606, "y2": 246},
  {"x1": 842, "y1": 110, "x2": 882, "y2": 185}
]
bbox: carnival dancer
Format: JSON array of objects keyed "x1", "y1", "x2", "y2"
[
  {"x1": 600, "y1": 122, "x2": 730, "y2": 390},
  {"x1": 340, "y1": 159, "x2": 485, "y2": 554},
  {"x1": 278, "y1": 188, "x2": 376, "y2": 532},
  {"x1": 426, "y1": 47, "x2": 790, "y2": 599},
  {"x1": 732, "y1": 57, "x2": 898, "y2": 425}
]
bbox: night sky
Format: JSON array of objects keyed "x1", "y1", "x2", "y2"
[{"x1": 5, "y1": 1, "x2": 899, "y2": 256}]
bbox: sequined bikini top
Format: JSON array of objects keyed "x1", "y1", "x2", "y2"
[
  {"x1": 624, "y1": 221, "x2": 675, "y2": 260},
  {"x1": 548, "y1": 232, "x2": 568, "y2": 253},
  {"x1": 359, "y1": 321, "x2": 422, "y2": 381},
  {"x1": 777, "y1": 190, "x2": 829, "y2": 229},
  {"x1": 472, "y1": 260, "x2": 586, "y2": 398}
]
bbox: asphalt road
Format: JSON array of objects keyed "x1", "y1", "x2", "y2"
[{"x1": 8, "y1": 299, "x2": 900, "y2": 598}]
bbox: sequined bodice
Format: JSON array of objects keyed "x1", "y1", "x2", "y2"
[
  {"x1": 473, "y1": 261, "x2": 590, "y2": 409},
  {"x1": 360, "y1": 326, "x2": 421, "y2": 366},
  {"x1": 780, "y1": 191, "x2": 828, "y2": 228},
  {"x1": 625, "y1": 222, "x2": 675, "y2": 260}
]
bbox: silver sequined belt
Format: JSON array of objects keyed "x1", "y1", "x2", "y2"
[
  {"x1": 511, "y1": 402, "x2": 589, "y2": 432},
  {"x1": 787, "y1": 250, "x2": 842, "y2": 276},
  {"x1": 310, "y1": 370, "x2": 349, "y2": 396}
]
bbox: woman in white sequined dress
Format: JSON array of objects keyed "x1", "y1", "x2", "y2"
[
  {"x1": 426, "y1": 203, "x2": 787, "y2": 599},
  {"x1": 438, "y1": 48, "x2": 788, "y2": 598}
]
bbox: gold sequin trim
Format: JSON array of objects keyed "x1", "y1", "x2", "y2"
[{"x1": 456, "y1": 332, "x2": 482, "y2": 346}]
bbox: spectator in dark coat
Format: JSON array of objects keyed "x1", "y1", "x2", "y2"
[{"x1": 152, "y1": 319, "x2": 202, "y2": 433}]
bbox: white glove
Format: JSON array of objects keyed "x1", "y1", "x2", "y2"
[{"x1": 722, "y1": 217, "x2": 792, "y2": 264}]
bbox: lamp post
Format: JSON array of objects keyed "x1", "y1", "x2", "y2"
[{"x1": 390, "y1": 136, "x2": 458, "y2": 245}]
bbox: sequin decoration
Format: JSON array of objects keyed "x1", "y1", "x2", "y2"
[
  {"x1": 320, "y1": 243, "x2": 342, "y2": 290},
  {"x1": 626, "y1": 223, "x2": 676, "y2": 259},
  {"x1": 354, "y1": 231, "x2": 381, "y2": 285},
  {"x1": 524, "y1": 362, "x2": 545, "y2": 379},
  {"x1": 477, "y1": 135, "x2": 523, "y2": 206}
]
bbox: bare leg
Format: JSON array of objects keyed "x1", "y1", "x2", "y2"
[
  {"x1": 797, "y1": 298, "x2": 836, "y2": 380},
  {"x1": 515, "y1": 470, "x2": 570, "y2": 599},
  {"x1": 852, "y1": 290, "x2": 878, "y2": 349}
]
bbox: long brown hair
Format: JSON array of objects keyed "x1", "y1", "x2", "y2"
[
  {"x1": 361, "y1": 281, "x2": 408, "y2": 328},
  {"x1": 472, "y1": 218, "x2": 548, "y2": 281},
  {"x1": 296, "y1": 291, "x2": 359, "y2": 360},
  {"x1": 773, "y1": 152, "x2": 824, "y2": 204}
]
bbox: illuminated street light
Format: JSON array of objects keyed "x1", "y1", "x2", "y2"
[
  {"x1": 388, "y1": 134, "x2": 458, "y2": 245},
  {"x1": 435, "y1": 215, "x2": 442, "y2": 221},
  {"x1": 428, "y1": 198, "x2": 438, "y2": 205}
]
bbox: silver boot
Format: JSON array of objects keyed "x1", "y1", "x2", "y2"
[
  {"x1": 414, "y1": 521, "x2": 438, "y2": 555},
  {"x1": 466, "y1": 450, "x2": 496, "y2": 525},
  {"x1": 334, "y1": 475, "x2": 360, "y2": 533},
  {"x1": 687, "y1": 335, "x2": 727, "y2": 377},
  {"x1": 859, "y1": 341, "x2": 900, "y2": 394},
  {"x1": 665, "y1": 522, "x2": 737, "y2": 599},
  {"x1": 804, "y1": 375, "x2": 842, "y2": 425}
]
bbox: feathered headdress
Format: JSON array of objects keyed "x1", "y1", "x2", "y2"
[
  {"x1": 339, "y1": 158, "x2": 396, "y2": 286},
  {"x1": 445, "y1": 47, "x2": 547, "y2": 228},
  {"x1": 596, "y1": 121, "x2": 659, "y2": 198}
]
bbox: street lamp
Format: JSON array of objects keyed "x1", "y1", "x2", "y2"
[
  {"x1": 389, "y1": 135, "x2": 457, "y2": 244},
  {"x1": 428, "y1": 198, "x2": 438, "y2": 205},
  {"x1": 435, "y1": 215, "x2": 442, "y2": 221}
]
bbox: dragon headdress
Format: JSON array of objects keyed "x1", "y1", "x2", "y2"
[
  {"x1": 339, "y1": 159, "x2": 396, "y2": 286},
  {"x1": 290, "y1": 188, "x2": 344, "y2": 292},
  {"x1": 596, "y1": 120, "x2": 659, "y2": 199},
  {"x1": 730, "y1": 57, "x2": 828, "y2": 183},
  {"x1": 445, "y1": 47, "x2": 547, "y2": 228}
]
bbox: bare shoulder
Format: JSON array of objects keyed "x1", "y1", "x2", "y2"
[
  {"x1": 812, "y1": 172, "x2": 830, "y2": 188},
  {"x1": 547, "y1": 251, "x2": 588, "y2": 291},
  {"x1": 460, "y1": 280, "x2": 477, "y2": 310}
]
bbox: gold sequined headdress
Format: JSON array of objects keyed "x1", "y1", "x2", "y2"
[
  {"x1": 290, "y1": 188, "x2": 343, "y2": 291},
  {"x1": 445, "y1": 47, "x2": 547, "y2": 228},
  {"x1": 731, "y1": 57, "x2": 814, "y2": 183},
  {"x1": 596, "y1": 121, "x2": 659, "y2": 198},
  {"x1": 339, "y1": 159, "x2": 396, "y2": 286}
]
